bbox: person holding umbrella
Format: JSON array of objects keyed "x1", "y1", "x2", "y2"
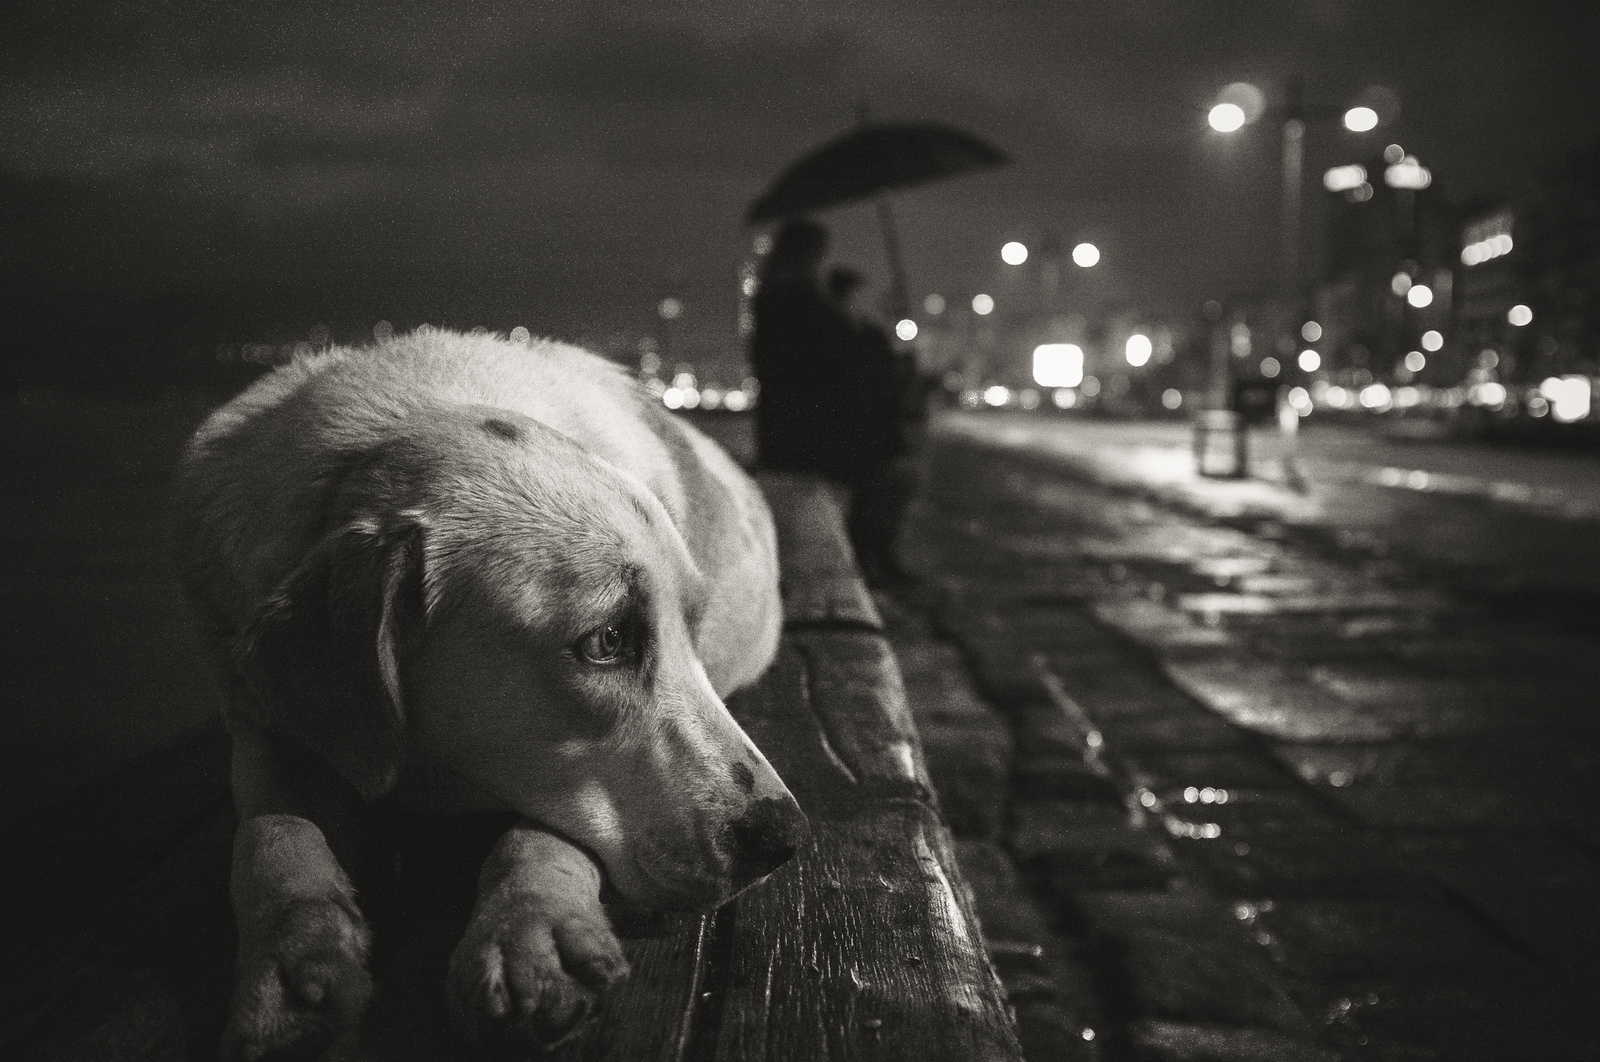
[{"x1": 749, "y1": 220, "x2": 917, "y2": 586}]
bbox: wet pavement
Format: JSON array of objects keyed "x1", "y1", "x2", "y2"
[{"x1": 882, "y1": 412, "x2": 1600, "y2": 1061}]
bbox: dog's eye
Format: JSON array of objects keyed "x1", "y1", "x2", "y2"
[{"x1": 577, "y1": 624, "x2": 627, "y2": 664}]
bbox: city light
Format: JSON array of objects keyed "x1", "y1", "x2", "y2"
[
  {"x1": 1034, "y1": 343, "x2": 1084, "y2": 388},
  {"x1": 972, "y1": 293, "x2": 995, "y2": 315},
  {"x1": 1260, "y1": 357, "x2": 1280, "y2": 378},
  {"x1": 1072, "y1": 242, "x2": 1100, "y2": 267},
  {"x1": 1208, "y1": 103, "x2": 1246, "y2": 132},
  {"x1": 1323, "y1": 165, "x2": 1367, "y2": 193},
  {"x1": 1508, "y1": 304, "x2": 1533, "y2": 326},
  {"x1": 924, "y1": 293, "x2": 946, "y2": 315},
  {"x1": 1384, "y1": 156, "x2": 1432, "y2": 189},
  {"x1": 1404, "y1": 351, "x2": 1426, "y2": 373},
  {"x1": 1471, "y1": 381, "x2": 1507, "y2": 409},
  {"x1": 1301, "y1": 321, "x2": 1322, "y2": 342},
  {"x1": 895, "y1": 318, "x2": 918, "y2": 341},
  {"x1": 1541, "y1": 375, "x2": 1591, "y2": 423},
  {"x1": 1125, "y1": 333, "x2": 1153, "y2": 367},
  {"x1": 1360, "y1": 383, "x2": 1392, "y2": 410},
  {"x1": 1421, "y1": 330, "x2": 1443, "y2": 351},
  {"x1": 1298, "y1": 349, "x2": 1321, "y2": 372},
  {"x1": 658, "y1": 297, "x2": 684, "y2": 320},
  {"x1": 1462, "y1": 233, "x2": 1513, "y2": 266},
  {"x1": 1343, "y1": 106, "x2": 1379, "y2": 132},
  {"x1": 1001, "y1": 241, "x2": 1029, "y2": 265},
  {"x1": 1406, "y1": 284, "x2": 1434, "y2": 308}
]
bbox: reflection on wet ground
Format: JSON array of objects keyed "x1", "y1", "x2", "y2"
[{"x1": 890, "y1": 424, "x2": 1600, "y2": 1060}]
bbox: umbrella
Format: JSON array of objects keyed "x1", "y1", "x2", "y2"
[
  {"x1": 746, "y1": 121, "x2": 1010, "y2": 315},
  {"x1": 745, "y1": 121, "x2": 1009, "y2": 224}
]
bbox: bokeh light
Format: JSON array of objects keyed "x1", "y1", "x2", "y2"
[
  {"x1": 1344, "y1": 106, "x2": 1379, "y2": 132},
  {"x1": 895, "y1": 318, "x2": 919, "y2": 341},
  {"x1": 1404, "y1": 351, "x2": 1426, "y2": 373},
  {"x1": 1508, "y1": 304, "x2": 1533, "y2": 326},
  {"x1": 1034, "y1": 343, "x2": 1085, "y2": 388},
  {"x1": 1298, "y1": 349, "x2": 1321, "y2": 372},
  {"x1": 1208, "y1": 103, "x2": 1246, "y2": 132},
  {"x1": 1125, "y1": 333, "x2": 1152, "y2": 367},
  {"x1": 1001, "y1": 241, "x2": 1029, "y2": 265},
  {"x1": 972, "y1": 293, "x2": 995, "y2": 315},
  {"x1": 1072, "y1": 242, "x2": 1100, "y2": 267},
  {"x1": 1421, "y1": 330, "x2": 1443, "y2": 351},
  {"x1": 1301, "y1": 321, "x2": 1322, "y2": 342},
  {"x1": 1406, "y1": 284, "x2": 1433, "y2": 308}
]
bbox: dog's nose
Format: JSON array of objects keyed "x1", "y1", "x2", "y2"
[{"x1": 727, "y1": 795, "x2": 810, "y2": 883}]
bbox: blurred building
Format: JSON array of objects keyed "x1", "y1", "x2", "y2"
[
  {"x1": 1456, "y1": 135, "x2": 1600, "y2": 388},
  {"x1": 1311, "y1": 147, "x2": 1455, "y2": 384}
]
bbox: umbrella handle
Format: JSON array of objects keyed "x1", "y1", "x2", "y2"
[{"x1": 874, "y1": 199, "x2": 911, "y2": 321}]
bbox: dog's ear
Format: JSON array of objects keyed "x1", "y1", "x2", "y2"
[{"x1": 238, "y1": 520, "x2": 426, "y2": 801}]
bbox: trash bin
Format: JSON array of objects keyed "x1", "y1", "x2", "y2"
[{"x1": 1193, "y1": 408, "x2": 1247, "y2": 478}]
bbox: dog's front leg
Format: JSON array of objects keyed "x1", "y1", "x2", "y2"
[
  {"x1": 223, "y1": 732, "x2": 374, "y2": 1062},
  {"x1": 448, "y1": 824, "x2": 629, "y2": 1048}
]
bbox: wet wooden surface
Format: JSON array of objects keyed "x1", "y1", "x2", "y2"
[{"x1": 0, "y1": 474, "x2": 1019, "y2": 1061}]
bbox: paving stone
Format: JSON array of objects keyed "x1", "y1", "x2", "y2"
[
  {"x1": 1163, "y1": 656, "x2": 1397, "y2": 742},
  {"x1": 1074, "y1": 888, "x2": 1241, "y2": 938},
  {"x1": 1272, "y1": 742, "x2": 1523, "y2": 788},
  {"x1": 1109, "y1": 926, "x2": 1315, "y2": 1033},
  {"x1": 1187, "y1": 828, "x2": 1441, "y2": 900},
  {"x1": 1127, "y1": 751, "x2": 1302, "y2": 791},
  {"x1": 1127, "y1": 1019, "x2": 1343, "y2": 1062},
  {"x1": 1324, "y1": 784, "x2": 1543, "y2": 830},
  {"x1": 1389, "y1": 831, "x2": 1600, "y2": 969},
  {"x1": 1013, "y1": 751, "x2": 1125, "y2": 802},
  {"x1": 1255, "y1": 898, "x2": 1539, "y2": 981},
  {"x1": 1095, "y1": 713, "x2": 1251, "y2": 752},
  {"x1": 1091, "y1": 598, "x2": 1239, "y2": 653},
  {"x1": 1009, "y1": 700, "x2": 1097, "y2": 753},
  {"x1": 1012, "y1": 999, "x2": 1104, "y2": 1062},
  {"x1": 1010, "y1": 799, "x2": 1135, "y2": 862},
  {"x1": 1295, "y1": 978, "x2": 1600, "y2": 1062},
  {"x1": 1043, "y1": 663, "x2": 1209, "y2": 720},
  {"x1": 1029, "y1": 826, "x2": 1181, "y2": 893}
]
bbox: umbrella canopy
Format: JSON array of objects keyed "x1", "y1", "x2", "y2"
[{"x1": 745, "y1": 121, "x2": 1009, "y2": 225}]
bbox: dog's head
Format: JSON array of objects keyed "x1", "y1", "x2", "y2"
[{"x1": 240, "y1": 406, "x2": 806, "y2": 911}]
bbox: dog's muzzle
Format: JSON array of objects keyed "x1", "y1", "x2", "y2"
[{"x1": 724, "y1": 794, "x2": 810, "y2": 888}]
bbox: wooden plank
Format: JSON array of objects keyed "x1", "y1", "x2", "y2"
[
  {"x1": 787, "y1": 629, "x2": 935, "y2": 806},
  {"x1": 713, "y1": 806, "x2": 1019, "y2": 1062},
  {"x1": 758, "y1": 473, "x2": 882, "y2": 630}
]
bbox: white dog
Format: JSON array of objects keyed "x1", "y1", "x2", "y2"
[{"x1": 172, "y1": 327, "x2": 807, "y2": 1058}]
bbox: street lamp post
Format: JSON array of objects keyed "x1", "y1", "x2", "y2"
[{"x1": 1202, "y1": 77, "x2": 1391, "y2": 477}]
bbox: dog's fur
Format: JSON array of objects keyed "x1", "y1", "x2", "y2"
[{"x1": 173, "y1": 327, "x2": 806, "y2": 1058}]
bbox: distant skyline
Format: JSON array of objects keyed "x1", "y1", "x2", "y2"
[{"x1": 4, "y1": 1, "x2": 1598, "y2": 375}]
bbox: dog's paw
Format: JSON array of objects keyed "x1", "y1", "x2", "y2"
[
  {"x1": 447, "y1": 889, "x2": 629, "y2": 1049},
  {"x1": 221, "y1": 896, "x2": 372, "y2": 1062}
]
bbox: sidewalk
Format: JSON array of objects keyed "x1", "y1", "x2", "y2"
[{"x1": 878, "y1": 426, "x2": 1600, "y2": 1061}]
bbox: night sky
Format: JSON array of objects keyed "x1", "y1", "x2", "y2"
[{"x1": 4, "y1": 0, "x2": 1598, "y2": 376}]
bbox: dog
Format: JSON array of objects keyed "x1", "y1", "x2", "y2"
[{"x1": 172, "y1": 327, "x2": 808, "y2": 1059}]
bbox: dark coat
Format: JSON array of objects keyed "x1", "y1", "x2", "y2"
[{"x1": 750, "y1": 280, "x2": 887, "y2": 483}]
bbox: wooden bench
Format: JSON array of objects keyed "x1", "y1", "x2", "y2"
[{"x1": 0, "y1": 474, "x2": 1021, "y2": 1061}]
